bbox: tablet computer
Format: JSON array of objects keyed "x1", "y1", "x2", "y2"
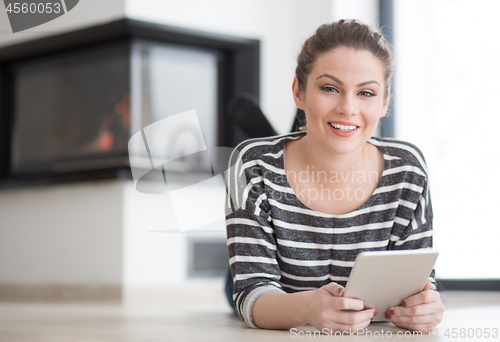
[{"x1": 343, "y1": 249, "x2": 439, "y2": 322}]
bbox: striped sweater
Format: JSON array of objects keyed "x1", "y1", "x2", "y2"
[{"x1": 225, "y1": 131, "x2": 435, "y2": 328}]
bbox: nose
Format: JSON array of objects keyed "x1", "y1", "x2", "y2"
[{"x1": 335, "y1": 93, "x2": 359, "y2": 117}]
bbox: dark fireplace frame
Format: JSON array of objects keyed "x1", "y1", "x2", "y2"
[{"x1": 0, "y1": 19, "x2": 260, "y2": 187}]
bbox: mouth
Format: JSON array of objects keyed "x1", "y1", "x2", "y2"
[{"x1": 328, "y1": 122, "x2": 359, "y2": 132}]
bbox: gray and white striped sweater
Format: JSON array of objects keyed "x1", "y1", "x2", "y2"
[{"x1": 225, "y1": 131, "x2": 435, "y2": 328}]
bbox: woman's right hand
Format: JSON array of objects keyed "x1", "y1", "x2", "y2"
[{"x1": 303, "y1": 282, "x2": 377, "y2": 332}]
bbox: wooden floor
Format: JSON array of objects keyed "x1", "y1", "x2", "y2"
[{"x1": 0, "y1": 280, "x2": 499, "y2": 341}]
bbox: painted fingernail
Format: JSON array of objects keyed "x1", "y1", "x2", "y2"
[
  {"x1": 363, "y1": 303, "x2": 367, "y2": 309},
  {"x1": 373, "y1": 311, "x2": 377, "y2": 317},
  {"x1": 337, "y1": 288, "x2": 342, "y2": 293},
  {"x1": 388, "y1": 309, "x2": 395, "y2": 315},
  {"x1": 385, "y1": 313, "x2": 391, "y2": 320},
  {"x1": 401, "y1": 301, "x2": 406, "y2": 307}
]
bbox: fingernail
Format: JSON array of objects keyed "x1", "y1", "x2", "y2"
[
  {"x1": 388, "y1": 309, "x2": 395, "y2": 315},
  {"x1": 401, "y1": 301, "x2": 406, "y2": 307},
  {"x1": 363, "y1": 303, "x2": 367, "y2": 309},
  {"x1": 373, "y1": 311, "x2": 377, "y2": 317},
  {"x1": 337, "y1": 288, "x2": 342, "y2": 293},
  {"x1": 385, "y1": 313, "x2": 391, "y2": 320}
]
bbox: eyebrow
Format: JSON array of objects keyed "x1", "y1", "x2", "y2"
[
  {"x1": 357, "y1": 80, "x2": 380, "y2": 87},
  {"x1": 315, "y1": 74, "x2": 380, "y2": 87}
]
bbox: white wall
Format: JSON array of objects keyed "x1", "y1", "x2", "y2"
[
  {"x1": 0, "y1": 181, "x2": 123, "y2": 285},
  {"x1": 394, "y1": 0, "x2": 500, "y2": 279},
  {"x1": 123, "y1": 181, "x2": 188, "y2": 286},
  {"x1": 332, "y1": 0, "x2": 379, "y2": 27},
  {"x1": 122, "y1": 179, "x2": 227, "y2": 286}
]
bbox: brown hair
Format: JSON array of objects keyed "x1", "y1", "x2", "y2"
[{"x1": 296, "y1": 19, "x2": 395, "y2": 97}]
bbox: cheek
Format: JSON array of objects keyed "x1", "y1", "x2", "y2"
[
  {"x1": 303, "y1": 98, "x2": 325, "y2": 118},
  {"x1": 362, "y1": 101, "x2": 385, "y2": 119},
  {"x1": 308, "y1": 95, "x2": 331, "y2": 115}
]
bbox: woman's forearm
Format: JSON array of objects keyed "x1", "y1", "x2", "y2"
[{"x1": 252, "y1": 290, "x2": 312, "y2": 329}]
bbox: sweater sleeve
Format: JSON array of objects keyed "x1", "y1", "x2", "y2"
[
  {"x1": 389, "y1": 172, "x2": 437, "y2": 290},
  {"x1": 224, "y1": 143, "x2": 286, "y2": 328}
]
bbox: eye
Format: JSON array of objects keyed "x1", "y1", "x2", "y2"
[
  {"x1": 320, "y1": 85, "x2": 339, "y2": 93},
  {"x1": 358, "y1": 90, "x2": 376, "y2": 97}
]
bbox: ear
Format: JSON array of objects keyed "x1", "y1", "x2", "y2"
[
  {"x1": 292, "y1": 77, "x2": 305, "y2": 110},
  {"x1": 380, "y1": 86, "x2": 391, "y2": 118}
]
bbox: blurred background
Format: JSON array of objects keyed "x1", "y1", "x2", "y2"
[{"x1": 0, "y1": 0, "x2": 498, "y2": 307}]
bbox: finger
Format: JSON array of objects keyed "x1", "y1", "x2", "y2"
[
  {"x1": 390, "y1": 322, "x2": 438, "y2": 333},
  {"x1": 400, "y1": 288, "x2": 440, "y2": 308},
  {"x1": 388, "y1": 302, "x2": 444, "y2": 318},
  {"x1": 333, "y1": 297, "x2": 366, "y2": 311},
  {"x1": 423, "y1": 280, "x2": 432, "y2": 291},
  {"x1": 389, "y1": 312, "x2": 442, "y2": 325},
  {"x1": 328, "y1": 319, "x2": 372, "y2": 333},
  {"x1": 335, "y1": 309, "x2": 377, "y2": 325},
  {"x1": 321, "y1": 282, "x2": 345, "y2": 297}
]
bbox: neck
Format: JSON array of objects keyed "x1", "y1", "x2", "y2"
[{"x1": 300, "y1": 135, "x2": 368, "y2": 175}]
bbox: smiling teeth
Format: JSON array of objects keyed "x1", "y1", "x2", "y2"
[{"x1": 330, "y1": 123, "x2": 357, "y2": 132}]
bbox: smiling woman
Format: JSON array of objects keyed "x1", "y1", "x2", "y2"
[
  {"x1": 225, "y1": 19, "x2": 444, "y2": 333},
  {"x1": 288, "y1": 46, "x2": 389, "y2": 216}
]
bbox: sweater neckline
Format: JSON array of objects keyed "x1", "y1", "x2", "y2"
[{"x1": 279, "y1": 132, "x2": 390, "y2": 219}]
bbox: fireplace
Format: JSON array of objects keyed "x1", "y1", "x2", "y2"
[{"x1": 0, "y1": 19, "x2": 260, "y2": 185}]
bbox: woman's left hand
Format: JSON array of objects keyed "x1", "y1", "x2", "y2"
[{"x1": 385, "y1": 281, "x2": 445, "y2": 332}]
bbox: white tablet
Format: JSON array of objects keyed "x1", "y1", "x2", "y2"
[{"x1": 343, "y1": 249, "x2": 439, "y2": 322}]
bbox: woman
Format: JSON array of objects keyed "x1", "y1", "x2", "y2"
[{"x1": 225, "y1": 19, "x2": 444, "y2": 332}]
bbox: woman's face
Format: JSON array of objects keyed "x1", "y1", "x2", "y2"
[{"x1": 293, "y1": 47, "x2": 390, "y2": 155}]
